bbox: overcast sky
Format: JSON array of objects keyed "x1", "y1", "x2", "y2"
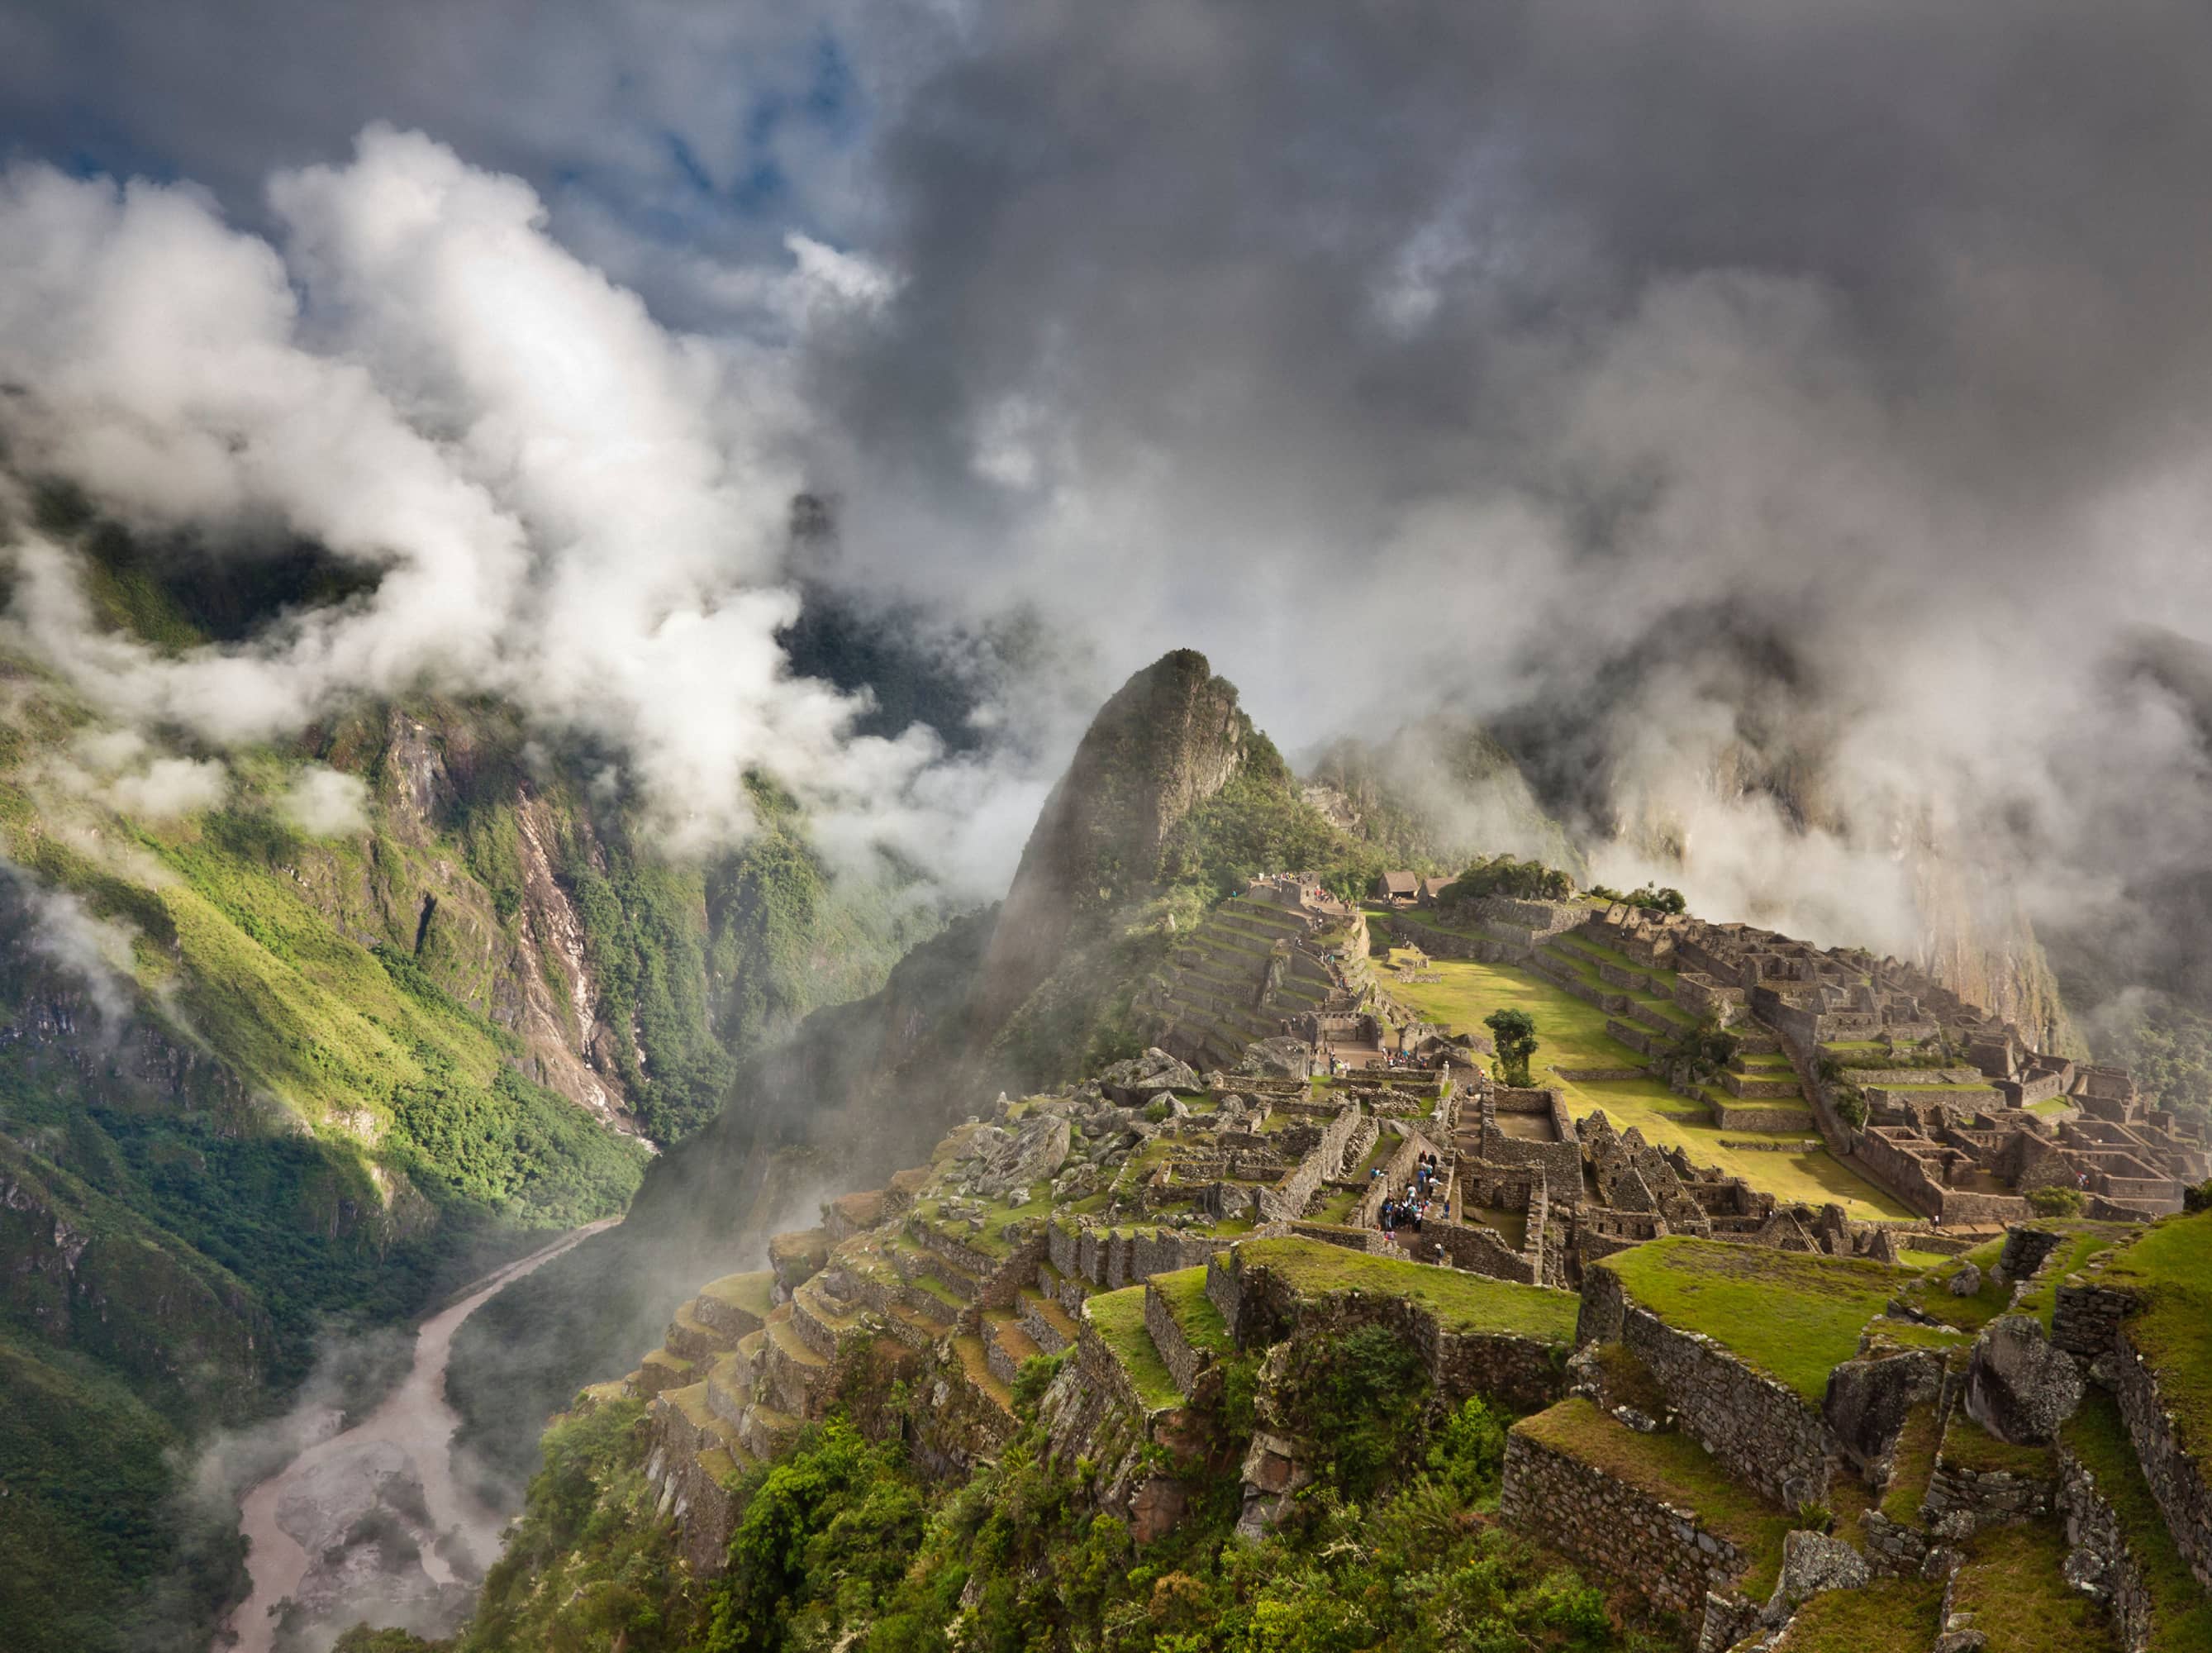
[{"x1": 4, "y1": 0, "x2": 2212, "y2": 974}]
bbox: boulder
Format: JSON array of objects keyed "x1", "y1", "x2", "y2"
[
  {"x1": 1238, "y1": 1036, "x2": 1311, "y2": 1079},
  {"x1": 1864, "y1": 1227, "x2": 1903, "y2": 1265},
  {"x1": 1761, "y1": 1528, "x2": 1870, "y2": 1625},
  {"x1": 969, "y1": 1112, "x2": 1073, "y2": 1198},
  {"x1": 1948, "y1": 1261, "x2": 1983, "y2": 1297},
  {"x1": 1824, "y1": 1347, "x2": 1945, "y2": 1477},
  {"x1": 1100, "y1": 1047, "x2": 1200, "y2": 1103},
  {"x1": 1964, "y1": 1314, "x2": 2083, "y2": 1444}
]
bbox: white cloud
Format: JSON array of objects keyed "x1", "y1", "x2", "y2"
[
  {"x1": 0, "y1": 128, "x2": 1014, "y2": 884},
  {"x1": 279, "y1": 767, "x2": 371, "y2": 837}
]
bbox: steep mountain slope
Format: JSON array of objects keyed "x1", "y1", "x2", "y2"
[
  {"x1": 449, "y1": 649, "x2": 1387, "y2": 1482},
  {"x1": 0, "y1": 516, "x2": 947, "y2": 1652}
]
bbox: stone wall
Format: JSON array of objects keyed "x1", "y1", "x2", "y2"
[
  {"x1": 1144, "y1": 1282, "x2": 1210, "y2": 1396},
  {"x1": 1207, "y1": 1249, "x2": 1565, "y2": 1412},
  {"x1": 2056, "y1": 1437, "x2": 2157, "y2": 1651},
  {"x1": 1058, "y1": 1223, "x2": 1236, "y2": 1291},
  {"x1": 1499, "y1": 1429, "x2": 1751, "y2": 1620},
  {"x1": 1427, "y1": 1221, "x2": 1538, "y2": 1284},
  {"x1": 2052, "y1": 1280, "x2": 2137, "y2": 1360},
  {"x1": 1475, "y1": 1090, "x2": 1584, "y2": 1195},
  {"x1": 1923, "y1": 1456, "x2": 2053, "y2": 1533},
  {"x1": 1259, "y1": 1104, "x2": 1367, "y2": 1223},
  {"x1": 1582, "y1": 1268, "x2": 1834, "y2": 1508},
  {"x1": 1675, "y1": 972, "x2": 1746, "y2": 1021},
  {"x1": 2111, "y1": 1326, "x2": 2212, "y2": 1589}
]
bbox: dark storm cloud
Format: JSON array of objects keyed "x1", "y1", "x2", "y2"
[
  {"x1": 5, "y1": 0, "x2": 2212, "y2": 976},
  {"x1": 787, "y1": 0, "x2": 2212, "y2": 963}
]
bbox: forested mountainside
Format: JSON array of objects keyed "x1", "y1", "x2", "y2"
[{"x1": 0, "y1": 508, "x2": 943, "y2": 1653}]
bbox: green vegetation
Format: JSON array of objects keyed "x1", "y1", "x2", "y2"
[
  {"x1": 1881, "y1": 1403, "x2": 1941, "y2": 1522},
  {"x1": 1514, "y1": 1398, "x2": 1795, "y2": 1596},
  {"x1": 1946, "y1": 1518, "x2": 2122, "y2": 1652},
  {"x1": 1898, "y1": 1237, "x2": 2011, "y2": 1332},
  {"x1": 1587, "y1": 884, "x2": 1687, "y2": 915},
  {"x1": 1440, "y1": 855, "x2": 1575, "y2": 903},
  {"x1": 0, "y1": 1330, "x2": 242, "y2": 1653},
  {"x1": 2012, "y1": 1225, "x2": 2127, "y2": 1327},
  {"x1": 1235, "y1": 1236, "x2": 1580, "y2": 1342},
  {"x1": 2062, "y1": 1391, "x2": 2212, "y2": 1651},
  {"x1": 1084, "y1": 1286, "x2": 1184, "y2": 1411},
  {"x1": 1601, "y1": 1238, "x2": 1903, "y2": 1403},
  {"x1": 459, "y1": 1337, "x2": 1666, "y2": 1653},
  {"x1": 1383, "y1": 952, "x2": 1905, "y2": 1215},
  {"x1": 1774, "y1": 1576, "x2": 1943, "y2": 1651},
  {"x1": 2102, "y1": 1211, "x2": 2212, "y2": 1488},
  {"x1": 1485, "y1": 1006, "x2": 1539, "y2": 1087},
  {"x1": 1149, "y1": 1267, "x2": 1231, "y2": 1356},
  {"x1": 2090, "y1": 992, "x2": 2212, "y2": 1133},
  {"x1": 1939, "y1": 1413, "x2": 2052, "y2": 1479}
]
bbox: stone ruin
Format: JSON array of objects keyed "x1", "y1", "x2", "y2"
[{"x1": 1592, "y1": 903, "x2": 2207, "y2": 1222}]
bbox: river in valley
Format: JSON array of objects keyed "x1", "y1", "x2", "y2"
[{"x1": 222, "y1": 1218, "x2": 619, "y2": 1653}]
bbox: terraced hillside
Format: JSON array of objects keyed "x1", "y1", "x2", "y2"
[{"x1": 1143, "y1": 888, "x2": 1365, "y2": 1069}]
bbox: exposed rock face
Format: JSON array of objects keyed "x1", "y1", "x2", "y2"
[
  {"x1": 964, "y1": 1112, "x2": 1073, "y2": 1198},
  {"x1": 1099, "y1": 1047, "x2": 1200, "y2": 1103},
  {"x1": 973, "y1": 650, "x2": 1248, "y2": 1033},
  {"x1": 1824, "y1": 1347, "x2": 1945, "y2": 1479},
  {"x1": 1237, "y1": 1036, "x2": 1311, "y2": 1080},
  {"x1": 1965, "y1": 1315, "x2": 2085, "y2": 1444}
]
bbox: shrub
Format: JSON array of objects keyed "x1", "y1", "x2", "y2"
[
  {"x1": 1143, "y1": 1098, "x2": 1173, "y2": 1123},
  {"x1": 2184, "y1": 1179, "x2": 2212, "y2": 1215},
  {"x1": 1439, "y1": 855, "x2": 1573, "y2": 905},
  {"x1": 1833, "y1": 1086, "x2": 1868, "y2": 1129},
  {"x1": 2029, "y1": 1184, "x2": 2086, "y2": 1217}
]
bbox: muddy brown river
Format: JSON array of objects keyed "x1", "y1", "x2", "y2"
[{"x1": 222, "y1": 1219, "x2": 617, "y2": 1652}]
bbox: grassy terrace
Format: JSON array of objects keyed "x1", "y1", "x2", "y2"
[
  {"x1": 2103, "y1": 1211, "x2": 2212, "y2": 1493},
  {"x1": 2011, "y1": 1223, "x2": 2130, "y2": 1328},
  {"x1": 1514, "y1": 1398, "x2": 1793, "y2": 1597},
  {"x1": 1881, "y1": 1403, "x2": 1942, "y2": 1522},
  {"x1": 1085, "y1": 1286, "x2": 1183, "y2": 1411},
  {"x1": 1863, "y1": 1316, "x2": 1973, "y2": 1359},
  {"x1": 1234, "y1": 1236, "x2": 1578, "y2": 1343},
  {"x1": 1898, "y1": 1236, "x2": 2011, "y2": 1332},
  {"x1": 1940, "y1": 1412, "x2": 2052, "y2": 1478},
  {"x1": 2063, "y1": 1391, "x2": 2212, "y2": 1650},
  {"x1": 1383, "y1": 950, "x2": 1905, "y2": 1216},
  {"x1": 1776, "y1": 1578, "x2": 1943, "y2": 1651},
  {"x1": 697, "y1": 1270, "x2": 775, "y2": 1323},
  {"x1": 1149, "y1": 1266, "x2": 1232, "y2": 1356},
  {"x1": 1948, "y1": 1519, "x2": 2121, "y2": 1653},
  {"x1": 1601, "y1": 1237, "x2": 1904, "y2": 1403}
]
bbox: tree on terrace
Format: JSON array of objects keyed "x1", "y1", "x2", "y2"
[{"x1": 1484, "y1": 1008, "x2": 1539, "y2": 1088}]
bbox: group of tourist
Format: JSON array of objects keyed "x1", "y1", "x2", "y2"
[{"x1": 1375, "y1": 1150, "x2": 1449, "y2": 1241}]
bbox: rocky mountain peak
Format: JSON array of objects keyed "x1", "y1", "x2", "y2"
[{"x1": 972, "y1": 649, "x2": 1249, "y2": 1033}]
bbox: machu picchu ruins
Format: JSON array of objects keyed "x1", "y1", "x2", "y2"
[{"x1": 596, "y1": 864, "x2": 2212, "y2": 1652}]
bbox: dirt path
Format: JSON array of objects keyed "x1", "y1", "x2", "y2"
[{"x1": 222, "y1": 1218, "x2": 618, "y2": 1653}]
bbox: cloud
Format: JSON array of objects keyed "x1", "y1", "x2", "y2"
[
  {"x1": 781, "y1": 0, "x2": 2212, "y2": 993},
  {"x1": 7, "y1": 2, "x2": 2212, "y2": 1004},
  {"x1": 1, "y1": 862, "x2": 140, "y2": 1027},
  {"x1": 0, "y1": 126, "x2": 1050, "y2": 890},
  {"x1": 279, "y1": 767, "x2": 371, "y2": 837}
]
